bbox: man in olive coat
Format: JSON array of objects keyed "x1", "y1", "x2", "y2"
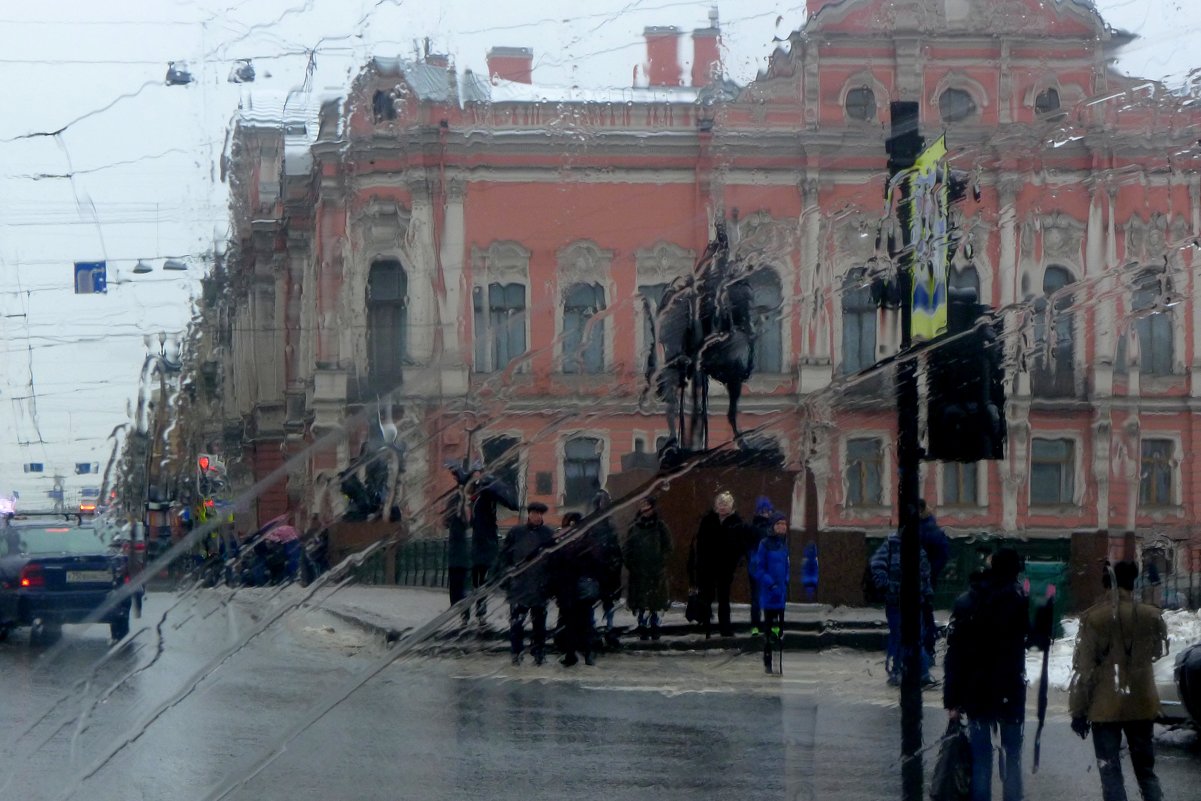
[{"x1": 1069, "y1": 561, "x2": 1169, "y2": 801}]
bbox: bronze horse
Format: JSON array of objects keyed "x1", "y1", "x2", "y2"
[{"x1": 644, "y1": 223, "x2": 756, "y2": 458}]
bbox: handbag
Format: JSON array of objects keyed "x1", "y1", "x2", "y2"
[
  {"x1": 685, "y1": 589, "x2": 706, "y2": 623},
  {"x1": 929, "y1": 719, "x2": 971, "y2": 801}
]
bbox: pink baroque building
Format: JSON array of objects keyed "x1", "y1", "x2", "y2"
[{"x1": 209, "y1": 0, "x2": 1201, "y2": 583}]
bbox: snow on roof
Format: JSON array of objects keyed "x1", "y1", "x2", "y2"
[
  {"x1": 237, "y1": 89, "x2": 345, "y2": 176},
  {"x1": 370, "y1": 55, "x2": 701, "y2": 107},
  {"x1": 480, "y1": 76, "x2": 699, "y2": 105}
]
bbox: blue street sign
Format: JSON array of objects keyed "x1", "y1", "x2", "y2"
[{"x1": 74, "y1": 261, "x2": 108, "y2": 294}]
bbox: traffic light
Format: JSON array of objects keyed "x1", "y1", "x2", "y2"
[
  {"x1": 198, "y1": 455, "x2": 211, "y2": 472},
  {"x1": 925, "y1": 288, "x2": 1007, "y2": 462},
  {"x1": 196, "y1": 453, "x2": 227, "y2": 497}
]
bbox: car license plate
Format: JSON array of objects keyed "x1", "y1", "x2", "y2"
[{"x1": 66, "y1": 570, "x2": 111, "y2": 584}]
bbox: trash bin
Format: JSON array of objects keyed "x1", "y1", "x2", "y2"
[{"x1": 1024, "y1": 560, "x2": 1069, "y2": 639}]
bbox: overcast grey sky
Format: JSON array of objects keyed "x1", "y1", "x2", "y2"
[{"x1": 0, "y1": 0, "x2": 1195, "y2": 506}]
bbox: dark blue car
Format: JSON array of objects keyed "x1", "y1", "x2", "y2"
[{"x1": 0, "y1": 523, "x2": 133, "y2": 644}]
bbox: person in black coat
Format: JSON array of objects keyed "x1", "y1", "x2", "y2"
[
  {"x1": 444, "y1": 464, "x2": 474, "y2": 624},
  {"x1": 943, "y1": 547, "x2": 1041, "y2": 801},
  {"x1": 466, "y1": 465, "x2": 520, "y2": 623},
  {"x1": 591, "y1": 490, "x2": 624, "y2": 648},
  {"x1": 552, "y1": 512, "x2": 604, "y2": 667},
  {"x1": 688, "y1": 491, "x2": 747, "y2": 638},
  {"x1": 495, "y1": 502, "x2": 555, "y2": 665}
]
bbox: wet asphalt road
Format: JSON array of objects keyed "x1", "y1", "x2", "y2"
[{"x1": 1, "y1": 590, "x2": 1198, "y2": 801}]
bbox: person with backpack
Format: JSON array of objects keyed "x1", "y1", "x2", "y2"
[
  {"x1": 870, "y1": 531, "x2": 933, "y2": 686},
  {"x1": 751, "y1": 513, "x2": 790, "y2": 673},
  {"x1": 943, "y1": 547, "x2": 1043, "y2": 801}
]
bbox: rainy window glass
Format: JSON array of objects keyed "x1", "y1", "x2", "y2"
[
  {"x1": 1030, "y1": 438, "x2": 1075, "y2": 506},
  {"x1": 473, "y1": 283, "x2": 526, "y2": 372},
  {"x1": 841, "y1": 269, "x2": 877, "y2": 374},
  {"x1": 562, "y1": 436, "x2": 601, "y2": 506},
  {"x1": 1133, "y1": 273, "x2": 1174, "y2": 376},
  {"x1": 561, "y1": 282, "x2": 605, "y2": 374},
  {"x1": 845, "y1": 86, "x2": 876, "y2": 121},
  {"x1": 1139, "y1": 438, "x2": 1174, "y2": 507},
  {"x1": 942, "y1": 461, "x2": 977, "y2": 507},
  {"x1": 749, "y1": 268, "x2": 783, "y2": 373},
  {"x1": 6, "y1": 2, "x2": 1201, "y2": 799},
  {"x1": 845, "y1": 437, "x2": 883, "y2": 507},
  {"x1": 367, "y1": 259, "x2": 407, "y2": 389}
]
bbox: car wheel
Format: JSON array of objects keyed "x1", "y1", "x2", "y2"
[{"x1": 110, "y1": 615, "x2": 130, "y2": 642}]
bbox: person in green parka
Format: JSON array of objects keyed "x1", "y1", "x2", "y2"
[{"x1": 623, "y1": 496, "x2": 672, "y2": 640}]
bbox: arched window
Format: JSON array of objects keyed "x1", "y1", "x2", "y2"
[
  {"x1": 473, "y1": 283, "x2": 526, "y2": 372},
  {"x1": 949, "y1": 265, "x2": 981, "y2": 297},
  {"x1": 1133, "y1": 272, "x2": 1174, "y2": 376},
  {"x1": 367, "y1": 259, "x2": 407, "y2": 390},
  {"x1": 845, "y1": 87, "x2": 876, "y2": 121},
  {"x1": 841, "y1": 269, "x2": 877, "y2": 374},
  {"x1": 1035, "y1": 87, "x2": 1061, "y2": 118},
  {"x1": 939, "y1": 88, "x2": 977, "y2": 124},
  {"x1": 562, "y1": 282, "x2": 606, "y2": 374},
  {"x1": 1032, "y1": 265, "x2": 1074, "y2": 396},
  {"x1": 749, "y1": 268, "x2": 783, "y2": 373},
  {"x1": 482, "y1": 435, "x2": 522, "y2": 500},
  {"x1": 372, "y1": 90, "x2": 397, "y2": 122},
  {"x1": 563, "y1": 436, "x2": 602, "y2": 506}
]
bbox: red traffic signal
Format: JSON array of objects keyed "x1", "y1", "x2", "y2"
[{"x1": 198, "y1": 455, "x2": 211, "y2": 471}]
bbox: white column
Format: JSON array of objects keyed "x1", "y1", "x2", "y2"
[{"x1": 406, "y1": 178, "x2": 437, "y2": 365}]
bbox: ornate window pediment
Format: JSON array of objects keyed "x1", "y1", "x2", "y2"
[
  {"x1": 473, "y1": 240, "x2": 530, "y2": 284},
  {"x1": 635, "y1": 241, "x2": 693, "y2": 285},
  {"x1": 355, "y1": 200, "x2": 411, "y2": 249},
  {"x1": 558, "y1": 240, "x2": 613, "y2": 286}
]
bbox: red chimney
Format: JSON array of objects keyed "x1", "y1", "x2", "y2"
[
  {"x1": 644, "y1": 26, "x2": 682, "y2": 87},
  {"x1": 690, "y1": 8, "x2": 722, "y2": 87},
  {"x1": 486, "y1": 46, "x2": 533, "y2": 84}
]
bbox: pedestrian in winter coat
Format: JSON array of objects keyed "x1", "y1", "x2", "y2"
[
  {"x1": 751, "y1": 514, "x2": 790, "y2": 673},
  {"x1": 1069, "y1": 561, "x2": 1168, "y2": 801},
  {"x1": 623, "y1": 496, "x2": 672, "y2": 640},
  {"x1": 552, "y1": 512, "x2": 603, "y2": 667},
  {"x1": 591, "y1": 490, "x2": 624, "y2": 647},
  {"x1": 944, "y1": 547, "x2": 1038, "y2": 801},
  {"x1": 495, "y1": 502, "x2": 555, "y2": 665},
  {"x1": 800, "y1": 541, "x2": 819, "y2": 602},
  {"x1": 747, "y1": 496, "x2": 775, "y2": 634},
  {"x1": 688, "y1": 491, "x2": 746, "y2": 638},
  {"x1": 467, "y1": 467, "x2": 520, "y2": 622},
  {"x1": 444, "y1": 466, "x2": 473, "y2": 624},
  {"x1": 918, "y1": 499, "x2": 950, "y2": 662},
  {"x1": 870, "y1": 532, "x2": 932, "y2": 685}
]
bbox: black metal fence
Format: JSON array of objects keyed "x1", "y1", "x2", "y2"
[
  {"x1": 395, "y1": 537, "x2": 449, "y2": 588},
  {"x1": 348, "y1": 537, "x2": 450, "y2": 587}
]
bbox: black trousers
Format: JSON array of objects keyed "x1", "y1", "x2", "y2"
[
  {"x1": 763, "y1": 609, "x2": 784, "y2": 663},
  {"x1": 699, "y1": 579, "x2": 733, "y2": 636},
  {"x1": 471, "y1": 565, "x2": 489, "y2": 619},
  {"x1": 448, "y1": 567, "x2": 468, "y2": 617},
  {"x1": 561, "y1": 600, "x2": 595, "y2": 660},
  {"x1": 509, "y1": 604, "x2": 547, "y2": 658},
  {"x1": 1092, "y1": 720, "x2": 1163, "y2": 801}
]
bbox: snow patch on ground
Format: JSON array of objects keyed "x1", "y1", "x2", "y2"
[
  {"x1": 1154, "y1": 725, "x2": 1198, "y2": 746},
  {"x1": 1027, "y1": 610, "x2": 1201, "y2": 692}
]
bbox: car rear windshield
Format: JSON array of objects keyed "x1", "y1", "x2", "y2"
[{"x1": 1, "y1": 527, "x2": 110, "y2": 556}]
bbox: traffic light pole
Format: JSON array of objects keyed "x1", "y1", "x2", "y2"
[{"x1": 888, "y1": 100, "x2": 924, "y2": 801}]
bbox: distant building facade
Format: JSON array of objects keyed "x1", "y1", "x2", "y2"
[{"x1": 200, "y1": 0, "x2": 1201, "y2": 585}]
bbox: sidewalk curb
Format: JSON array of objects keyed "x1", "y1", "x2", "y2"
[{"x1": 319, "y1": 604, "x2": 889, "y2": 653}]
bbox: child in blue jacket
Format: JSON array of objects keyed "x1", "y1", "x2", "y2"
[{"x1": 752, "y1": 513, "x2": 790, "y2": 673}]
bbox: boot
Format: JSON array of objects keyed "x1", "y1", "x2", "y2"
[{"x1": 763, "y1": 651, "x2": 773, "y2": 674}]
